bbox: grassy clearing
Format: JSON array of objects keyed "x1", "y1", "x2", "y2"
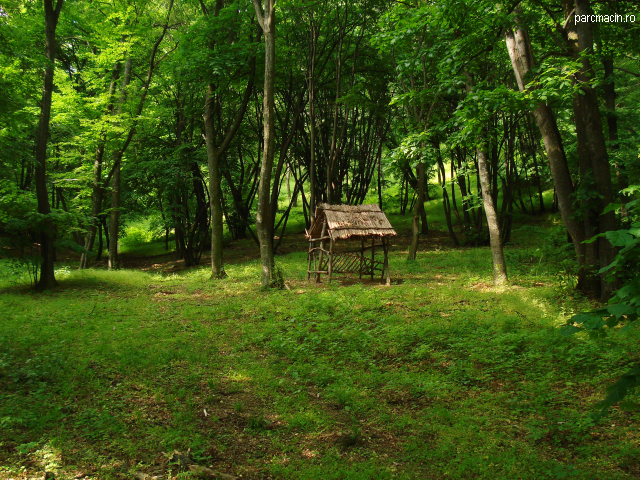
[{"x1": 1, "y1": 210, "x2": 639, "y2": 479}]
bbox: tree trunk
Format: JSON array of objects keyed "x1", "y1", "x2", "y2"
[
  {"x1": 79, "y1": 138, "x2": 105, "y2": 269},
  {"x1": 603, "y1": 56, "x2": 626, "y2": 194},
  {"x1": 97, "y1": 218, "x2": 104, "y2": 261},
  {"x1": 437, "y1": 146, "x2": 459, "y2": 246},
  {"x1": 308, "y1": 23, "x2": 318, "y2": 225},
  {"x1": 202, "y1": 3, "x2": 257, "y2": 276},
  {"x1": 377, "y1": 146, "x2": 383, "y2": 209},
  {"x1": 108, "y1": 156, "x2": 121, "y2": 270},
  {"x1": 204, "y1": 86, "x2": 225, "y2": 278},
  {"x1": 80, "y1": 63, "x2": 120, "y2": 269},
  {"x1": 104, "y1": 2, "x2": 173, "y2": 269},
  {"x1": 419, "y1": 192, "x2": 428, "y2": 235},
  {"x1": 108, "y1": 58, "x2": 132, "y2": 271},
  {"x1": 505, "y1": 10, "x2": 586, "y2": 275},
  {"x1": 569, "y1": 0, "x2": 617, "y2": 300},
  {"x1": 253, "y1": 0, "x2": 276, "y2": 287},
  {"x1": 408, "y1": 161, "x2": 424, "y2": 261},
  {"x1": 477, "y1": 146, "x2": 508, "y2": 285},
  {"x1": 34, "y1": 0, "x2": 64, "y2": 290}
]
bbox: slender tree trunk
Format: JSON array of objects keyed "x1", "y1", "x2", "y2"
[
  {"x1": 99, "y1": 216, "x2": 108, "y2": 261},
  {"x1": 377, "y1": 146, "x2": 383, "y2": 209},
  {"x1": 408, "y1": 161, "x2": 424, "y2": 261},
  {"x1": 108, "y1": 58, "x2": 132, "y2": 270},
  {"x1": 108, "y1": 157, "x2": 121, "y2": 269},
  {"x1": 419, "y1": 191, "x2": 428, "y2": 235},
  {"x1": 437, "y1": 145, "x2": 459, "y2": 246},
  {"x1": 204, "y1": 86, "x2": 225, "y2": 278},
  {"x1": 450, "y1": 156, "x2": 461, "y2": 225},
  {"x1": 308, "y1": 23, "x2": 318, "y2": 225},
  {"x1": 465, "y1": 69, "x2": 507, "y2": 284},
  {"x1": 477, "y1": 146, "x2": 508, "y2": 285},
  {"x1": 253, "y1": 0, "x2": 277, "y2": 287},
  {"x1": 104, "y1": 2, "x2": 173, "y2": 269},
  {"x1": 201, "y1": 5, "x2": 257, "y2": 277},
  {"x1": 97, "y1": 219, "x2": 104, "y2": 260},
  {"x1": 529, "y1": 128, "x2": 545, "y2": 213},
  {"x1": 269, "y1": 93, "x2": 303, "y2": 230},
  {"x1": 79, "y1": 139, "x2": 105, "y2": 269},
  {"x1": 327, "y1": 12, "x2": 346, "y2": 204},
  {"x1": 80, "y1": 64, "x2": 120, "y2": 269},
  {"x1": 455, "y1": 148, "x2": 472, "y2": 230},
  {"x1": 34, "y1": 0, "x2": 64, "y2": 290},
  {"x1": 603, "y1": 56, "x2": 626, "y2": 193},
  {"x1": 505, "y1": 11, "x2": 586, "y2": 275}
]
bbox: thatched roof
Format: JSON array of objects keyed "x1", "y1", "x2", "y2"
[{"x1": 307, "y1": 203, "x2": 397, "y2": 241}]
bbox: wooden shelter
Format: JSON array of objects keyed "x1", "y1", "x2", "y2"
[{"x1": 306, "y1": 203, "x2": 397, "y2": 284}]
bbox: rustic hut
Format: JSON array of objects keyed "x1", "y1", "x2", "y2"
[{"x1": 305, "y1": 203, "x2": 397, "y2": 284}]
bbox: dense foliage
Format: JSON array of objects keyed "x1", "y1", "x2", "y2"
[{"x1": 1, "y1": 0, "x2": 639, "y2": 286}]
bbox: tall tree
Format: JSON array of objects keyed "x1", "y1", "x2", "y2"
[
  {"x1": 567, "y1": 0, "x2": 617, "y2": 300},
  {"x1": 201, "y1": 0, "x2": 258, "y2": 279},
  {"x1": 105, "y1": 1, "x2": 174, "y2": 269},
  {"x1": 253, "y1": 0, "x2": 277, "y2": 287},
  {"x1": 504, "y1": 5, "x2": 586, "y2": 275},
  {"x1": 33, "y1": 0, "x2": 64, "y2": 289}
]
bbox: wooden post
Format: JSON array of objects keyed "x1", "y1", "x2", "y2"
[
  {"x1": 307, "y1": 229, "x2": 312, "y2": 280},
  {"x1": 359, "y1": 237, "x2": 364, "y2": 279},
  {"x1": 328, "y1": 238, "x2": 334, "y2": 283},
  {"x1": 382, "y1": 237, "x2": 391, "y2": 285},
  {"x1": 316, "y1": 220, "x2": 327, "y2": 283},
  {"x1": 370, "y1": 237, "x2": 375, "y2": 281}
]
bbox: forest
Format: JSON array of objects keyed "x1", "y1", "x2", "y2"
[{"x1": 1, "y1": 0, "x2": 639, "y2": 478}]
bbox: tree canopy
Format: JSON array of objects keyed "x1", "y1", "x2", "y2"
[{"x1": 0, "y1": 0, "x2": 638, "y2": 294}]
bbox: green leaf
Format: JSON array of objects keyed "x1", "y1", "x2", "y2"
[
  {"x1": 607, "y1": 304, "x2": 635, "y2": 318},
  {"x1": 570, "y1": 312, "x2": 596, "y2": 325},
  {"x1": 583, "y1": 233, "x2": 604, "y2": 244},
  {"x1": 583, "y1": 316, "x2": 605, "y2": 331},
  {"x1": 605, "y1": 230, "x2": 635, "y2": 247},
  {"x1": 602, "y1": 202, "x2": 621, "y2": 214},
  {"x1": 605, "y1": 316, "x2": 620, "y2": 328},
  {"x1": 560, "y1": 325, "x2": 581, "y2": 336}
]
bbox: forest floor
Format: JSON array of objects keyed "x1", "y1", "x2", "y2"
[{"x1": 1, "y1": 210, "x2": 640, "y2": 479}]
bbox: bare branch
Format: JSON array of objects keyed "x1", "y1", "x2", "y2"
[
  {"x1": 252, "y1": 0, "x2": 265, "y2": 30},
  {"x1": 614, "y1": 66, "x2": 640, "y2": 77}
]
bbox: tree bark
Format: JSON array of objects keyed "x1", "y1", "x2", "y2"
[
  {"x1": 568, "y1": 0, "x2": 617, "y2": 300},
  {"x1": 34, "y1": 0, "x2": 64, "y2": 290},
  {"x1": 437, "y1": 145, "x2": 459, "y2": 246},
  {"x1": 504, "y1": 10, "x2": 586, "y2": 274},
  {"x1": 477, "y1": 146, "x2": 508, "y2": 285},
  {"x1": 205, "y1": 32, "x2": 257, "y2": 277},
  {"x1": 308, "y1": 20, "x2": 318, "y2": 225},
  {"x1": 108, "y1": 58, "x2": 132, "y2": 270},
  {"x1": 602, "y1": 56, "x2": 626, "y2": 195},
  {"x1": 103, "y1": 1, "x2": 173, "y2": 269},
  {"x1": 465, "y1": 69, "x2": 507, "y2": 284},
  {"x1": 408, "y1": 160, "x2": 424, "y2": 261},
  {"x1": 80, "y1": 64, "x2": 120, "y2": 269},
  {"x1": 203, "y1": 86, "x2": 225, "y2": 277},
  {"x1": 253, "y1": 0, "x2": 277, "y2": 287}
]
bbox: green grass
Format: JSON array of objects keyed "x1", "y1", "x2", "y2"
[
  {"x1": 1, "y1": 248, "x2": 639, "y2": 478},
  {"x1": 1, "y1": 197, "x2": 639, "y2": 479}
]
